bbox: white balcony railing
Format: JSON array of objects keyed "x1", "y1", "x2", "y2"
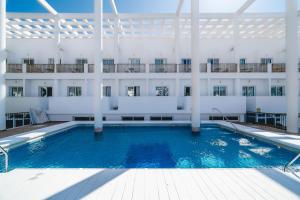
[
  {"x1": 149, "y1": 64, "x2": 177, "y2": 73},
  {"x1": 240, "y1": 63, "x2": 268, "y2": 72}
]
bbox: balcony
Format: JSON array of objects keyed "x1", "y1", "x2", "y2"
[
  {"x1": 56, "y1": 64, "x2": 84, "y2": 73},
  {"x1": 117, "y1": 64, "x2": 146, "y2": 73},
  {"x1": 6, "y1": 64, "x2": 22, "y2": 73},
  {"x1": 178, "y1": 64, "x2": 207, "y2": 73},
  {"x1": 211, "y1": 63, "x2": 237, "y2": 73},
  {"x1": 272, "y1": 63, "x2": 285, "y2": 73},
  {"x1": 149, "y1": 64, "x2": 177, "y2": 73},
  {"x1": 240, "y1": 63, "x2": 267, "y2": 73},
  {"x1": 26, "y1": 64, "x2": 55, "y2": 73},
  {"x1": 88, "y1": 64, "x2": 116, "y2": 73},
  {"x1": 88, "y1": 64, "x2": 94, "y2": 73}
]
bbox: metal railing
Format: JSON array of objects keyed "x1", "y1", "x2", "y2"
[
  {"x1": 272, "y1": 63, "x2": 285, "y2": 73},
  {"x1": 0, "y1": 146, "x2": 8, "y2": 172},
  {"x1": 284, "y1": 153, "x2": 300, "y2": 173},
  {"x1": 88, "y1": 64, "x2": 94, "y2": 73},
  {"x1": 103, "y1": 64, "x2": 116, "y2": 73},
  {"x1": 212, "y1": 107, "x2": 238, "y2": 133},
  {"x1": 200, "y1": 63, "x2": 207, "y2": 72},
  {"x1": 240, "y1": 63, "x2": 268, "y2": 72},
  {"x1": 27, "y1": 64, "x2": 55, "y2": 73},
  {"x1": 149, "y1": 64, "x2": 177, "y2": 73},
  {"x1": 56, "y1": 64, "x2": 84, "y2": 73},
  {"x1": 211, "y1": 63, "x2": 237, "y2": 73},
  {"x1": 178, "y1": 64, "x2": 191, "y2": 73},
  {"x1": 6, "y1": 112, "x2": 31, "y2": 129},
  {"x1": 6, "y1": 64, "x2": 22, "y2": 73},
  {"x1": 117, "y1": 64, "x2": 146, "y2": 73}
]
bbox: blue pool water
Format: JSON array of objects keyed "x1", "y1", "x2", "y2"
[{"x1": 1, "y1": 125, "x2": 299, "y2": 171}]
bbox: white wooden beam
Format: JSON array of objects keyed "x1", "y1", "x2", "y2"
[
  {"x1": 37, "y1": 0, "x2": 58, "y2": 16},
  {"x1": 176, "y1": 0, "x2": 184, "y2": 16},
  {"x1": 236, "y1": 0, "x2": 256, "y2": 15},
  {"x1": 109, "y1": 0, "x2": 118, "y2": 16}
]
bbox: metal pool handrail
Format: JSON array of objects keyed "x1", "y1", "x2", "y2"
[
  {"x1": 0, "y1": 146, "x2": 8, "y2": 172},
  {"x1": 212, "y1": 107, "x2": 238, "y2": 133},
  {"x1": 284, "y1": 153, "x2": 300, "y2": 172}
]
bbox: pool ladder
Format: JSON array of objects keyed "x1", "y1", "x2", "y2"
[
  {"x1": 284, "y1": 153, "x2": 300, "y2": 173},
  {"x1": 0, "y1": 146, "x2": 8, "y2": 172},
  {"x1": 212, "y1": 107, "x2": 238, "y2": 133}
]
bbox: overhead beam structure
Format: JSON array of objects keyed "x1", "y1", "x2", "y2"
[
  {"x1": 109, "y1": 0, "x2": 118, "y2": 16},
  {"x1": 176, "y1": 0, "x2": 184, "y2": 16},
  {"x1": 37, "y1": 0, "x2": 58, "y2": 15},
  {"x1": 236, "y1": 0, "x2": 256, "y2": 15}
]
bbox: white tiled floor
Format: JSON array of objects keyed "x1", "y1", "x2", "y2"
[{"x1": 0, "y1": 168, "x2": 299, "y2": 200}]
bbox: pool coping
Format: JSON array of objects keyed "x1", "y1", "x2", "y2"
[{"x1": 0, "y1": 120, "x2": 300, "y2": 154}]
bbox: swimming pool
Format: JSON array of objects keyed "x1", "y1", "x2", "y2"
[{"x1": 1, "y1": 125, "x2": 299, "y2": 172}]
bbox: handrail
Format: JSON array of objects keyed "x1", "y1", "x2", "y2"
[
  {"x1": 0, "y1": 146, "x2": 8, "y2": 172},
  {"x1": 212, "y1": 107, "x2": 238, "y2": 133},
  {"x1": 284, "y1": 153, "x2": 300, "y2": 172}
]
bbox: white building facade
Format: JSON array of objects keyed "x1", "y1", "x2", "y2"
[{"x1": 1, "y1": 0, "x2": 300, "y2": 132}]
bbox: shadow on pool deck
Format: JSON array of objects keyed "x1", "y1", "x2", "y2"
[{"x1": 46, "y1": 169, "x2": 127, "y2": 200}]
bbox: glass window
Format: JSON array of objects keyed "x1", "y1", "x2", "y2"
[
  {"x1": 271, "y1": 86, "x2": 285, "y2": 96},
  {"x1": 39, "y1": 87, "x2": 53, "y2": 97},
  {"x1": 76, "y1": 59, "x2": 88, "y2": 65},
  {"x1": 181, "y1": 59, "x2": 191, "y2": 65},
  {"x1": 261, "y1": 58, "x2": 272, "y2": 64},
  {"x1": 129, "y1": 58, "x2": 140, "y2": 65},
  {"x1": 240, "y1": 58, "x2": 246, "y2": 65},
  {"x1": 48, "y1": 58, "x2": 55, "y2": 64},
  {"x1": 213, "y1": 86, "x2": 227, "y2": 96},
  {"x1": 9, "y1": 87, "x2": 23, "y2": 97},
  {"x1": 242, "y1": 86, "x2": 256, "y2": 96},
  {"x1": 103, "y1": 59, "x2": 114, "y2": 65},
  {"x1": 103, "y1": 86, "x2": 111, "y2": 97},
  {"x1": 184, "y1": 86, "x2": 191, "y2": 96},
  {"x1": 23, "y1": 58, "x2": 34, "y2": 65},
  {"x1": 67, "y1": 87, "x2": 82, "y2": 96},
  {"x1": 208, "y1": 58, "x2": 219, "y2": 65},
  {"x1": 155, "y1": 58, "x2": 167, "y2": 65},
  {"x1": 127, "y1": 86, "x2": 140, "y2": 96},
  {"x1": 156, "y1": 86, "x2": 169, "y2": 96}
]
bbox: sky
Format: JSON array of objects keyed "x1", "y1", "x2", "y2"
[{"x1": 6, "y1": 0, "x2": 300, "y2": 13}]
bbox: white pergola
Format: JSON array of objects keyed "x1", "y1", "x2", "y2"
[{"x1": 0, "y1": 0, "x2": 299, "y2": 133}]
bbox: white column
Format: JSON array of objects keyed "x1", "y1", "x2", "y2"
[
  {"x1": 114, "y1": 17, "x2": 120, "y2": 64},
  {"x1": 235, "y1": 79, "x2": 240, "y2": 96},
  {"x1": 54, "y1": 79, "x2": 59, "y2": 97},
  {"x1": 55, "y1": 16, "x2": 61, "y2": 64},
  {"x1": 175, "y1": 16, "x2": 180, "y2": 64},
  {"x1": 191, "y1": 0, "x2": 200, "y2": 132},
  {"x1": 285, "y1": 0, "x2": 299, "y2": 133},
  {"x1": 0, "y1": 0, "x2": 6, "y2": 130},
  {"x1": 94, "y1": 0, "x2": 103, "y2": 132}
]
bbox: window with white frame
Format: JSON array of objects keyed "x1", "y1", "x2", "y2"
[
  {"x1": 156, "y1": 86, "x2": 169, "y2": 96},
  {"x1": 261, "y1": 58, "x2": 272, "y2": 64},
  {"x1": 39, "y1": 87, "x2": 53, "y2": 97},
  {"x1": 76, "y1": 59, "x2": 88, "y2": 65},
  {"x1": 103, "y1": 59, "x2": 114, "y2": 65},
  {"x1": 240, "y1": 58, "x2": 246, "y2": 65},
  {"x1": 213, "y1": 86, "x2": 227, "y2": 96},
  {"x1": 9, "y1": 87, "x2": 23, "y2": 97},
  {"x1": 127, "y1": 86, "x2": 140, "y2": 96},
  {"x1": 207, "y1": 58, "x2": 219, "y2": 65},
  {"x1": 242, "y1": 86, "x2": 256, "y2": 96},
  {"x1": 184, "y1": 86, "x2": 191, "y2": 96},
  {"x1": 67, "y1": 87, "x2": 82, "y2": 96},
  {"x1": 181, "y1": 59, "x2": 191, "y2": 65},
  {"x1": 48, "y1": 58, "x2": 55, "y2": 64},
  {"x1": 103, "y1": 86, "x2": 111, "y2": 97},
  {"x1": 22, "y1": 58, "x2": 34, "y2": 65},
  {"x1": 271, "y1": 86, "x2": 285, "y2": 96},
  {"x1": 155, "y1": 58, "x2": 167, "y2": 65},
  {"x1": 129, "y1": 58, "x2": 140, "y2": 65}
]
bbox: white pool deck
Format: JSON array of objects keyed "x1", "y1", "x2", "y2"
[{"x1": 0, "y1": 121, "x2": 300, "y2": 200}]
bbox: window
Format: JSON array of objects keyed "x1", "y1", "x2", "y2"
[
  {"x1": 103, "y1": 59, "x2": 114, "y2": 65},
  {"x1": 39, "y1": 87, "x2": 53, "y2": 97},
  {"x1": 184, "y1": 86, "x2": 191, "y2": 96},
  {"x1": 48, "y1": 58, "x2": 55, "y2": 64},
  {"x1": 213, "y1": 86, "x2": 227, "y2": 96},
  {"x1": 103, "y1": 86, "x2": 111, "y2": 97},
  {"x1": 129, "y1": 58, "x2": 140, "y2": 65},
  {"x1": 9, "y1": 87, "x2": 23, "y2": 97},
  {"x1": 242, "y1": 86, "x2": 256, "y2": 96},
  {"x1": 261, "y1": 58, "x2": 272, "y2": 64},
  {"x1": 155, "y1": 58, "x2": 167, "y2": 65},
  {"x1": 207, "y1": 58, "x2": 219, "y2": 65},
  {"x1": 127, "y1": 86, "x2": 140, "y2": 96},
  {"x1": 67, "y1": 87, "x2": 82, "y2": 96},
  {"x1": 156, "y1": 86, "x2": 169, "y2": 96},
  {"x1": 240, "y1": 58, "x2": 246, "y2": 65},
  {"x1": 271, "y1": 86, "x2": 285, "y2": 96},
  {"x1": 181, "y1": 59, "x2": 191, "y2": 65},
  {"x1": 76, "y1": 59, "x2": 88, "y2": 65},
  {"x1": 23, "y1": 58, "x2": 34, "y2": 65}
]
